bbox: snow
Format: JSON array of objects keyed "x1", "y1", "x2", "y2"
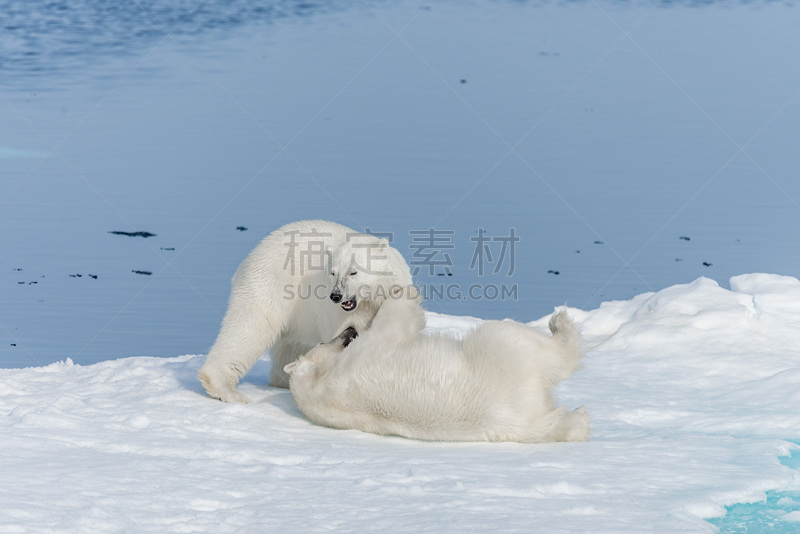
[
  {"x1": 785, "y1": 511, "x2": 800, "y2": 523},
  {"x1": 2, "y1": 273, "x2": 799, "y2": 532}
]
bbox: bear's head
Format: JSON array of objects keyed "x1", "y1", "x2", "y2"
[
  {"x1": 284, "y1": 327, "x2": 357, "y2": 379},
  {"x1": 327, "y1": 234, "x2": 415, "y2": 313}
]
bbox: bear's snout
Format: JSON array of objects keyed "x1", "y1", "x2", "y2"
[{"x1": 330, "y1": 290, "x2": 342, "y2": 303}]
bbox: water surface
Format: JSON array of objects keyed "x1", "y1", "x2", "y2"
[{"x1": 2, "y1": 0, "x2": 799, "y2": 367}]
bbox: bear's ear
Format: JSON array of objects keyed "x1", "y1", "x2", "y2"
[
  {"x1": 377, "y1": 237, "x2": 389, "y2": 252},
  {"x1": 284, "y1": 362, "x2": 299, "y2": 375}
]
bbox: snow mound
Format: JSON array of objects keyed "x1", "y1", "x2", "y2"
[{"x1": 2, "y1": 274, "x2": 799, "y2": 532}]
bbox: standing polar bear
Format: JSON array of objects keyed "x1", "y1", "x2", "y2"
[
  {"x1": 285, "y1": 295, "x2": 590, "y2": 444},
  {"x1": 198, "y1": 220, "x2": 414, "y2": 403}
]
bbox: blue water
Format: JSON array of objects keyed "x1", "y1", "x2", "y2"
[
  {"x1": 2, "y1": 0, "x2": 799, "y2": 368},
  {"x1": 709, "y1": 447, "x2": 800, "y2": 533}
]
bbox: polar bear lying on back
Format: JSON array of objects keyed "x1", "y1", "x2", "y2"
[{"x1": 285, "y1": 295, "x2": 590, "y2": 443}]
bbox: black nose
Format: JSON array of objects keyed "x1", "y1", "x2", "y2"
[{"x1": 330, "y1": 290, "x2": 342, "y2": 303}]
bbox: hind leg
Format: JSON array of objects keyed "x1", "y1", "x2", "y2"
[
  {"x1": 198, "y1": 298, "x2": 281, "y2": 403},
  {"x1": 546, "y1": 406, "x2": 591, "y2": 442},
  {"x1": 546, "y1": 309, "x2": 585, "y2": 383}
]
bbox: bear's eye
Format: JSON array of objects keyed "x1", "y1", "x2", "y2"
[
  {"x1": 330, "y1": 271, "x2": 335, "y2": 276},
  {"x1": 349, "y1": 270, "x2": 357, "y2": 276}
]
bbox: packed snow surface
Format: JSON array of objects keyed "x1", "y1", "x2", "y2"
[{"x1": 2, "y1": 273, "x2": 799, "y2": 532}]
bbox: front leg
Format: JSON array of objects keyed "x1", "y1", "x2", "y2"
[
  {"x1": 340, "y1": 326, "x2": 358, "y2": 347},
  {"x1": 366, "y1": 294, "x2": 425, "y2": 347},
  {"x1": 284, "y1": 327, "x2": 357, "y2": 377}
]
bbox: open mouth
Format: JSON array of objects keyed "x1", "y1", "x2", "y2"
[{"x1": 341, "y1": 298, "x2": 357, "y2": 312}]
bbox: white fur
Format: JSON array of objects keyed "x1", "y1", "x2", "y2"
[
  {"x1": 286, "y1": 299, "x2": 590, "y2": 443},
  {"x1": 198, "y1": 220, "x2": 414, "y2": 403}
]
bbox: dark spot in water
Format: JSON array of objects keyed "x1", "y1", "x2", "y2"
[
  {"x1": 70, "y1": 274, "x2": 82, "y2": 278},
  {"x1": 10, "y1": 344, "x2": 16, "y2": 347},
  {"x1": 703, "y1": 262, "x2": 712, "y2": 267},
  {"x1": 675, "y1": 258, "x2": 683, "y2": 262},
  {"x1": 89, "y1": 274, "x2": 97, "y2": 279},
  {"x1": 160, "y1": 247, "x2": 175, "y2": 251},
  {"x1": 594, "y1": 241, "x2": 604, "y2": 245},
  {"x1": 13, "y1": 268, "x2": 22, "y2": 271},
  {"x1": 236, "y1": 226, "x2": 248, "y2": 231},
  {"x1": 109, "y1": 231, "x2": 156, "y2": 238},
  {"x1": 460, "y1": 79, "x2": 467, "y2": 84},
  {"x1": 576, "y1": 250, "x2": 581, "y2": 254},
  {"x1": 132, "y1": 270, "x2": 152, "y2": 276},
  {"x1": 547, "y1": 270, "x2": 560, "y2": 275},
  {"x1": 679, "y1": 236, "x2": 691, "y2": 241}
]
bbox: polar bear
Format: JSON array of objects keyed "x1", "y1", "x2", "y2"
[
  {"x1": 198, "y1": 220, "x2": 414, "y2": 403},
  {"x1": 285, "y1": 298, "x2": 590, "y2": 443}
]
